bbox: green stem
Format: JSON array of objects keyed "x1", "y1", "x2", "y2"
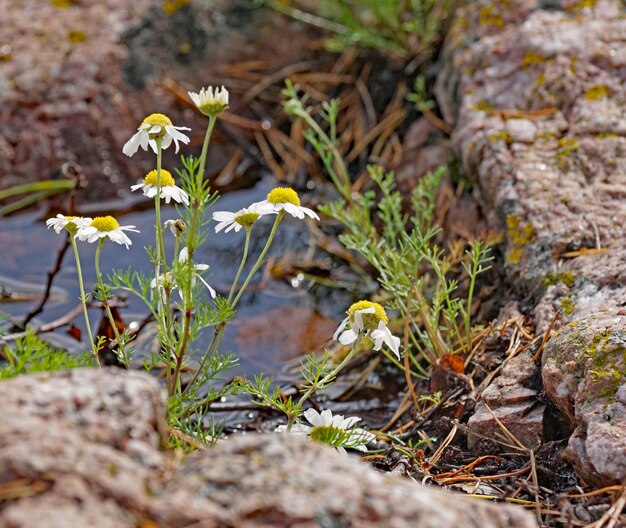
[
  {"x1": 287, "y1": 339, "x2": 361, "y2": 430},
  {"x1": 154, "y1": 139, "x2": 167, "y2": 283},
  {"x1": 228, "y1": 227, "x2": 252, "y2": 303},
  {"x1": 232, "y1": 213, "x2": 283, "y2": 308},
  {"x1": 183, "y1": 323, "x2": 224, "y2": 396},
  {"x1": 95, "y1": 239, "x2": 127, "y2": 367},
  {"x1": 295, "y1": 109, "x2": 351, "y2": 201},
  {"x1": 71, "y1": 237, "x2": 98, "y2": 366},
  {"x1": 169, "y1": 117, "x2": 218, "y2": 398},
  {"x1": 197, "y1": 115, "x2": 217, "y2": 185}
]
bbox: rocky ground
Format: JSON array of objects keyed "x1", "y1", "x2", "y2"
[
  {"x1": 0, "y1": 368, "x2": 537, "y2": 527},
  {"x1": 437, "y1": 0, "x2": 626, "y2": 488}
]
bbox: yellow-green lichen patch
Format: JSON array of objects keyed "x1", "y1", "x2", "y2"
[
  {"x1": 597, "y1": 132, "x2": 617, "y2": 140},
  {"x1": 535, "y1": 131, "x2": 556, "y2": 141},
  {"x1": 68, "y1": 30, "x2": 87, "y2": 44},
  {"x1": 586, "y1": 330, "x2": 626, "y2": 402},
  {"x1": 559, "y1": 272, "x2": 576, "y2": 288},
  {"x1": 556, "y1": 137, "x2": 579, "y2": 168},
  {"x1": 584, "y1": 85, "x2": 610, "y2": 100},
  {"x1": 505, "y1": 215, "x2": 536, "y2": 265},
  {"x1": 472, "y1": 100, "x2": 495, "y2": 113},
  {"x1": 51, "y1": 0, "x2": 76, "y2": 7},
  {"x1": 162, "y1": 0, "x2": 189, "y2": 14},
  {"x1": 479, "y1": 5, "x2": 505, "y2": 28},
  {"x1": 565, "y1": 0, "x2": 597, "y2": 13},
  {"x1": 522, "y1": 51, "x2": 545, "y2": 68},
  {"x1": 545, "y1": 271, "x2": 577, "y2": 288},
  {"x1": 560, "y1": 297, "x2": 576, "y2": 315},
  {"x1": 488, "y1": 131, "x2": 513, "y2": 144}
]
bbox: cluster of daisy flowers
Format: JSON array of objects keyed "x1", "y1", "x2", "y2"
[{"x1": 46, "y1": 84, "x2": 401, "y2": 451}]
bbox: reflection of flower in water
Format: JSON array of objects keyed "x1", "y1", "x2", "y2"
[{"x1": 235, "y1": 306, "x2": 337, "y2": 360}]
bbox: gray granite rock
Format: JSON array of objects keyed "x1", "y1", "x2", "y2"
[
  {"x1": 437, "y1": 0, "x2": 626, "y2": 484},
  {"x1": 0, "y1": 368, "x2": 538, "y2": 527}
]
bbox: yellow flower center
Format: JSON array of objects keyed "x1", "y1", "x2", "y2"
[
  {"x1": 347, "y1": 300, "x2": 388, "y2": 328},
  {"x1": 144, "y1": 169, "x2": 175, "y2": 187},
  {"x1": 267, "y1": 187, "x2": 300, "y2": 206},
  {"x1": 65, "y1": 215, "x2": 77, "y2": 221},
  {"x1": 235, "y1": 212, "x2": 260, "y2": 229},
  {"x1": 142, "y1": 113, "x2": 172, "y2": 128},
  {"x1": 91, "y1": 216, "x2": 120, "y2": 232}
]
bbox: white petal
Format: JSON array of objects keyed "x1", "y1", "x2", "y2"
[
  {"x1": 352, "y1": 307, "x2": 375, "y2": 333},
  {"x1": 143, "y1": 186, "x2": 158, "y2": 198},
  {"x1": 122, "y1": 130, "x2": 144, "y2": 156},
  {"x1": 108, "y1": 230, "x2": 132, "y2": 249},
  {"x1": 371, "y1": 321, "x2": 401, "y2": 359},
  {"x1": 333, "y1": 316, "x2": 350, "y2": 341},
  {"x1": 197, "y1": 275, "x2": 216, "y2": 299},
  {"x1": 338, "y1": 329, "x2": 358, "y2": 346},
  {"x1": 302, "y1": 206, "x2": 320, "y2": 220},
  {"x1": 305, "y1": 408, "x2": 335, "y2": 427},
  {"x1": 339, "y1": 416, "x2": 361, "y2": 429},
  {"x1": 251, "y1": 201, "x2": 278, "y2": 215},
  {"x1": 165, "y1": 125, "x2": 191, "y2": 153},
  {"x1": 212, "y1": 211, "x2": 236, "y2": 222},
  {"x1": 283, "y1": 203, "x2": 305, "y2": 219},
  {"x1": 215, "y1": 220, "x2": 234, "y2": 233}
]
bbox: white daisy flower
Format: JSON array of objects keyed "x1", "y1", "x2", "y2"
[
  {"x1": 333, "y1": 300, "x2": 401, "y2": 359},
  {"x1": 280, "y1": 408, "x2": 376, "y2": 453},
  {"x1": 46, "y1": 214, "x2": 92, "y2": 236},
  {"x1": 150, "y1": 247, "x2": 216, "y2": 299},
  {"x1": 122, "y1": 113, "x2": 191, "y2": 157},
  {"x1": 130, "y1": 169, "x2": 189, "y2": 205},
  {"x1": 212, "y1": 202, "x2": 274, "y2": 234},
  {"x1": 188, "y1": 85, "x2": 229, "y2": 117},
  {"x1": 75, "y1": 216, "x2": 140, "y2": 249},
  {"x1": 253, "y1": 187, "x2": 320, "y2": 220}
]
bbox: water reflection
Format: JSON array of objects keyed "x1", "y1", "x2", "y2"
[{"x1": 0, "y1": 176, "x2": 348, "y2": 376}]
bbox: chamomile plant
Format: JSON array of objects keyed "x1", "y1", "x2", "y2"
[
  {"x1": 45, "y1": 85, "x2": 323, "y2": 444},
  {"x1": 241, "y1": 299, "x2": 399, "y2": 452},
  {"x1": 282, "y1": 80, "x2": 492, "y2": 376}
]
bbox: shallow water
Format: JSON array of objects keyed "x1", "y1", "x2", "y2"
[{"x1": 0, "y1": 176, "x2": 346, "y2": 376}]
